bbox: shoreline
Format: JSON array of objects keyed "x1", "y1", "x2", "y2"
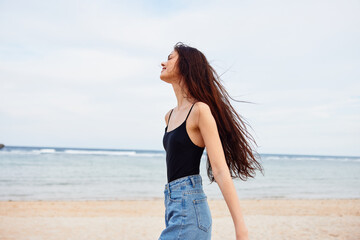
[{"x1": 1, "y1": 199, "x2": 359, "y2": 239}]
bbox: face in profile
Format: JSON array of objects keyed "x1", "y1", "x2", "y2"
[{"x1": 160, "y1": 50, "x2": 180, "y2": 83}]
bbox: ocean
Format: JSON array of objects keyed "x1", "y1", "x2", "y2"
[{"x1": 0, "y1": 146, "x2": 359, "y2": 201}]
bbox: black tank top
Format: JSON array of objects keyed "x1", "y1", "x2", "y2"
[{"x1": 163, "y1": 103, "x2": 205, "y2": 183}]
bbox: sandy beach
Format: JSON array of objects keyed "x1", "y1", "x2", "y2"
[{"x1": 0, "y1": 199, "x2": 359, "y2": 240}]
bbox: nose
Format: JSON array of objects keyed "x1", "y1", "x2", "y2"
[{"x1": 161, "y1": 62, "x2": 165, "y2": 67}]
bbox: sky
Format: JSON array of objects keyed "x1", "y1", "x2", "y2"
[{"x1": 0, "y1": 0, "x2": 359, "y2": 156}]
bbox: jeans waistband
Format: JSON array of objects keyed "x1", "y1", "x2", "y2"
[{"x1": 164, "y1": 174, "x2": 202, "y2": 192}]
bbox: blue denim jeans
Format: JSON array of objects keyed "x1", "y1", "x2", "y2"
[{"x1": 158, "y1": 174, "x2": 212, "y2": 240}]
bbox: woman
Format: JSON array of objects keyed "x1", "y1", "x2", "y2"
[{"x1": 158, "y1": 42, "x2": 263, "y2": 240}]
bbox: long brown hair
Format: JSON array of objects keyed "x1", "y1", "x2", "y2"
[{"x1": 174, "y1": 42, "x2": 264, "y2": 183}]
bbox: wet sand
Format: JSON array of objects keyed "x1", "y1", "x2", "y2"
[{"x1": 1, "y1": 199, "x2": 359, "y2": 240}]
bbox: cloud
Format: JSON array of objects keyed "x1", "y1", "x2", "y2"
[{"x1": 0, "y1": 0, "x2": 359, "y2": 155}]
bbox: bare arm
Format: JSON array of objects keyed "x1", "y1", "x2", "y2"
[{"x1": 198, "y1": 103, "x2": 249, "y2": 240}]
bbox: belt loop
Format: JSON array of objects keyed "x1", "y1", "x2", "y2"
[{"x1": 190, "y1": 177, "x2": 195, "y2": 188}]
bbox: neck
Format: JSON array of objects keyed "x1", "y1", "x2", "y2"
[{"x1": 171, "y1": 80, "x2": 195, "y2": 111}]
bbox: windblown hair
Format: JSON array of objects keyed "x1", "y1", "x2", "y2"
[{"x1": 174, "y1": 42, "x2": 264, "y2": 183}]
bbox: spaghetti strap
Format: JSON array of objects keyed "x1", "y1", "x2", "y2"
[
  {"x1": 185, "y1": 102, "x2": 196, "y2": 121},
  {"x1": 167, "y1": 109, "x2": 174, "y2": 126}
]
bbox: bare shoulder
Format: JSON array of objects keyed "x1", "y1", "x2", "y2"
[
  {"x1": 193, "y1": 101, "x2": 214, "y2": 125},
  {"x1": 195, "y1": 101, "x2": 213, "y2": 118},
  {"x1": 194, "y1": 101, "x2": 217, "y2": 131},
  {"x1": 195, "y1": 101, "x2": 211, "y2": 112},
  {"x1": 164, "y1": 108, "x2": 173, "y2": 125}
]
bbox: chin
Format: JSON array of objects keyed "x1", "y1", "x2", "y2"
[
  {"x1": 160, "y1": 73, "x2": 168, "y2": 81},
  {"x1": 160, "y1": 75, "x2": 167, "y2": 82},
  {"x1": 160, "y1": 76, "x2": 172, "y2": 84}
]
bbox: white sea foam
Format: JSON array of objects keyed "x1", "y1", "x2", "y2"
[
  {"x1": 32, "y1": 149, "x2": 56, "y2": 154},
  {"x1": 0, "y1": 148, "x2": 166, "y2": 158},
  {"x1": 64, "y1": 150, "x2": 137, "y2": 156},
  {"x1": 262, "y1": 155, "x2": 360, "y2": 162},
  {"x1": 135, "y1": 153, "x2": 166, "y2": 157}
]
